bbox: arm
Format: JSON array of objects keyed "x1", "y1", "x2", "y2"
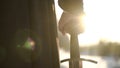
[{"x1": 58, "y1": 0, "x2": 84, "y2": 15}]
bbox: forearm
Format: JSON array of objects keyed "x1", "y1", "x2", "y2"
[{"x1": 58, "y1": 0, "x2": 84, "y2": 15}]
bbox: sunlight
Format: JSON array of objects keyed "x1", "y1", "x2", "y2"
[
  {"x1": 55, "y1": 1, "x2": 120, "y2": 68},
  {"x1": 78, "y1": 0, "x2": 120, "y2": 46},
  {"x1": 55, "y1": 0, "x2": 120, "y2": 46},
  {"x1": 54, "y1": 0, "x2": 63, "y2": 22}
]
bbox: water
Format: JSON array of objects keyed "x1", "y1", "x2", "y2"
[{"x1": 60, "y1": 49, "x2": 120, "y2": 68}]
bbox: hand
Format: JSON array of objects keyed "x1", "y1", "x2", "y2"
[{"x1": 58, "y1": 12, "x2": 85, "y2": 35}]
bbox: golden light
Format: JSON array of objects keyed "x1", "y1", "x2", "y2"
[
  {"x1": 55, "y1": 0, "x2": 120, "y2": 46},
  {"x1": 55, "y1": 1, "x2": 120, "y2": 68},
  {"x1": 78, "y1": 0, "x2": 120, "y2": 46}
]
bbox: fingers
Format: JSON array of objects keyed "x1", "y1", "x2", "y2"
[
  {"x1": 58, "y1": 12, "x2": 84, "y2": 35},
  {"x1": 58, "y1": 12, "x2": 74, "y2": 34}
]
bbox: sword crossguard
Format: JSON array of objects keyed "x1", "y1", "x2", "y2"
[{"x1": 61, "y1": 58, "x2": 98, "y2": 64}]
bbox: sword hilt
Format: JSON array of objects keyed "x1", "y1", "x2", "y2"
[{"x1": 61, "y1": 34, "x2": 97, "y2": 68}]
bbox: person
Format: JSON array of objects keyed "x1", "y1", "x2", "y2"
[{"x1": 58, "y1": 0, "x2": 85, "y2": 35}]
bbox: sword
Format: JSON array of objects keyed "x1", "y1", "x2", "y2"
[
  {"x1": 58, "y1": 0, "x2": 97, "y2": 68},
  {"x1": 61, "y1": 33, "x2": 97, "y2": 68},
  {"x1": 69, "y1": 33, "x2": 82, "y2": 68}
]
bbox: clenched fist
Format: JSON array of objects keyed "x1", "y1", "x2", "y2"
[{"x1": 58, "y1": 12, "x2": 84, "y2": 35}]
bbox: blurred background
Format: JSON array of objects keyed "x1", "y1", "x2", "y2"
[{"x1": 54, "y1": 0, "x2": 120, "y2": 68}]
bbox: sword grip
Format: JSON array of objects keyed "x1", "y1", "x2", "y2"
[{"x1": 69, "y1": 34, "x2": 82, "y2": 68}]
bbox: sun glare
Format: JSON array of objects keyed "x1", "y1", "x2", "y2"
[
  {"x1": 55, "y1": 0, "x2": 120, "y2": 46},
  {"x1": 78, "y1": 0, "x2": 120, "y2": 46}
]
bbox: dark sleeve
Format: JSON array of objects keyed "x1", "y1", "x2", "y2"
[{"x1": 58, "y1": 0, "x2": 84, "y2": 14}]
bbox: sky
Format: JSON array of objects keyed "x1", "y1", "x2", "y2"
[{"x1": 54, "y1": 0, "x2": 120, "y2": 46}]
